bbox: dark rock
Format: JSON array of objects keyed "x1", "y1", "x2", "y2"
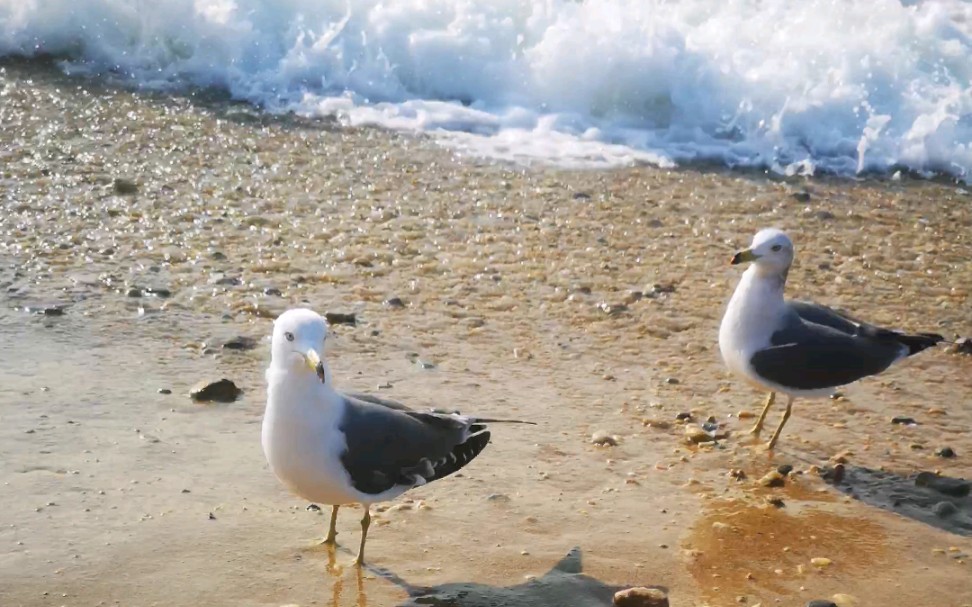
[
  {"x1": 208, "y1": 512, "x2": 216, "y2": 520},
  {"x1": 815, "y1": 210, "x2": 835, "y2": 220},
  {"x1": 777, "y1": 464, "x2": 794, "y2": 476},
  {"x1": 829, "y1": 391, "x2": 843, "y2": 400},
  {"x1": 189, "y1": 379, "x2": 242, "y2": 403},
  {"x1": 486, "y1": 493, "x2": 511, "y2": 502},
  {"x1": 950, "y1": 337, "x2": 972, "y2": 355},
  {"x1": 914, "y1": 472, "x2": 970, "y2": 497},
  {"x1": 157, "y1": 388, "x2": 171, "y2": 395},
  {"x1": 126, "y1": 287, "x2": 143, "y2": 297},
  {"x1": 613, "y1": 587, "x2": 668, "y2": 607},
  {"x1": 936, "y1": 447, "x2": 956, "y2": 458},
  {"x1": 791, "y1": 190, "x2": 811, "y2": 203},
  {"x1": 760, "y1": 471, "x2": 786, "y2": 488},
  {"x1": 572, "y1": 191, "x2": 592, "y2": 200},
  {"x1": 306, "y1": 504, "x2": 321, "y2": 512},
  {"x1": 891, "y1": 416, "x2": 918, "y2": 425},
  {"x1": 805, "y1": 601, "x2": 837, "y2": 607},
  {"x1": 664, "y1": 377, "x2": 680, "y2": 385},
  {"x1": 263, "y1": 287, "x2": 282, "y2": 296},
  {"x1": 212, "y1": 276, "x2": 241, "y2": 287},
  {"x1": 645, "y1": 283, "x2": 677, "y2": 298},
  {"x1": 384, "y1": 297, "x2": 406, "y2": 308},
  {"x1": 675, "y1": 412, "x2": 693, "y2": 422},
  {"x1": 324, "y1": 312, "x2": 357, "y2": 326},
  {"x1": 701, "y1": 421, "x2": 719, "y2": 433},
  {"x1": 221, "y1": 336, "x2": 259, "y2": 351},
  {"x1": 729, "y1": 469, "x2": 746, "y2": 481},
  {"x1": 112, "y1": 178, "x2": 138, "y2": 195},
  {"x1": 767, "y1": 497, "x2": 786, "y2": 508},
  {"x1": 144, "y1": 287, "x2": 171, "y2": 298},
  {"x1": 933, "y1": 501, "x2": 958, "y2": 517},
  {"x1": 22, "y1": 304, "x2": 67, "y2": 316}
]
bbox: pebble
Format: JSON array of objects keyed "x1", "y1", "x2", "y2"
[
  {"x1": 675, "y1": 412, "x2": 693, "y2": 421},
  {"x1": 729, "y1": 469, "x2": 746, "y2": 481},
  {"x1": 936, "y1": 446, "x2": 956, "y2": 458},
  {"x1": 613, "y1": 587, "x2": 669, "y2": 607},
  {"x1": 383, "y1": 297, "x2": 406, "y2": 308},
  {"x1": 263, "y1": 287, "x2": 283, "y2": 296},
  {"x1": 598, "y1": 302, "x2": 629, "y2": 316},
  {"x1": 592, "y1": 431, "x2": 619, "y2": 447},
  {"x1": 324, "y1": 312, "x2": 356, "y2": 326},
  {"x1": 664, "y1": 377, "x2": 680, "y2": 385},
  {"x1": 157, "y1": 388, "x2": 171, "y2": 395},
  {"x1": 932, "y1": 501, "x2": 957, "y2": 517},
  {"x1": 112, "y1": 177, "x2": 139, "y2": 195},
  {"x1": 760, "y1": 471, "x2": 786, "y2": 488},
  {"x1": 777, "y1": 464, "x2": 793, "y2": 476},
  {"x1": 766, "y1": 497, "x2": 786, "y2": 508},
  {"x1": 810, "y1": 557, "x2": 832, "y2": 568},
  {"x1": 684, "y1": 424, "x2": 715, "y2": 444},
  {"x1": 791, "y1": 190, "x2": 811, "y2": 203},
  {"x1": 890, "y1": 416, "x2": 918, "y2": 425},
  {"x1": 305, "y1": 504, "x2": 321, "y2": 512},
  {"x1": 221, "y1": 336, "x2": 259, "y2": 351},
  {"x1": 737, "y1": 410, "x2": 755, "y2": 419},
  {"x1": 189, "y1": 379, "x2": 243, "y2": 403},
  {"x1": 806, "y1": 601, "x2": 837, "y2": 607}
]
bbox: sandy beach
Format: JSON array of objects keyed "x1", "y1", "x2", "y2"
[{"x1": 1, "y1": 59, "x2": 971, "y2": 607}]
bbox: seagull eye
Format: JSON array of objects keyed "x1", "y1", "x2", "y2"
[
  {"x1": 771, "y1": 244, "x2": 782, "y2": 252},
  {"x1": 284, "y1": 332, "x2": 295, "y2": 342}
]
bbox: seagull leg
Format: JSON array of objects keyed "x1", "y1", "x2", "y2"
[
  {"x1": 322, "y1": 505, "x2": 339, "y2": 545},
  {"x1": 766, "y1": 395, "x2": 794, "y2": 450},
  {"x1": 353, "y1": 505, "x2": 371, "y2": 566},
  {"x1": 749, "y1": 392, "x2": 776, "y2": 435}
]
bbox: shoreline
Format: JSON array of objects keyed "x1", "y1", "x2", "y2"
[{"x1": 1, "y1": 60, "x2": 971, "y2": 607}]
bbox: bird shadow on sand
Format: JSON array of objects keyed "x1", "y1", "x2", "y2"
[
  {"x1": 353, "y1": 547, "x2": 659, "y2": 607},
  {"x1": 821, "y1": 465, "x2": 972, "y2": 536}
]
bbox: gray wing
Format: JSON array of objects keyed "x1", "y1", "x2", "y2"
[
  {"x1": 750, "y1": 308, "x2": 906, "y2": 391},
  {"x1": 787, "y1": 300, "x2": 863, "y2": 335},
  {"x1": 338, "y1": 395, "x2": 490, "y2": 496}
]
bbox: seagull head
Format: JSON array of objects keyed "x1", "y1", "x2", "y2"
[
  {"x1": 730, "y1": 228, "x2": 795, "y2": 274},
  {"x1": 270, "y1": 308, "x2": 330, "y2": 384}
]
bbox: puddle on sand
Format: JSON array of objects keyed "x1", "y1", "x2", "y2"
[
  {"x1": 823, "y1": 465, "x2": 972, "y2": 536},
  {"x1": 686, "y1": 498, "x2": 886, "y2": 603}
]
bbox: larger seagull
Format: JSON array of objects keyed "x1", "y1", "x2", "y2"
[
  {"x1": 719, "y1": 228, "x2": 943, "y2": 450},
  {"x1": 262, "y1": 308, "x2": 532, "y2": 565}
]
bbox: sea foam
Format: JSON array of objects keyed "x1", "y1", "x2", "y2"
[{"x1": 1, "y1": 0, "x2": 970, "y2": 179}]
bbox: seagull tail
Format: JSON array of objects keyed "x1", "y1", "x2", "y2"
[
  {"x1": 894, "y1": 331, "x2": 944, "y2": 356},
  {"x1": 470, "y1": 417, "x2": 537, "y2": 425}
]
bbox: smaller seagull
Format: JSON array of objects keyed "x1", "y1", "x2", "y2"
[
  {"x1": 719, "y1": 228, "x2": 943, "y2": 450},
  {"x1": 262, "y1": 308, "x2": 534, "y2": 565}
]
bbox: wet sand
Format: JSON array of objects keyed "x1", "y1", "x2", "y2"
[{"x1": 1, "y1": 59, "x2": 971, "y2": 607}]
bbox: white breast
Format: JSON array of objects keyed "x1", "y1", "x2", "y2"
[
  {"x1": 718, "y1": 267, "x2": 786, "y2": 390},
  {"x1": 262, "y1": 372, "x2": 358, "y2": 506}
]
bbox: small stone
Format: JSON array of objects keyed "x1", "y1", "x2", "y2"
[
  {"x1": 933, "y1": 501, "x2": 958, "y2": 517},
  {"x1": 324, "y1": 312, "x2": 356, "y2": 326},
  {"x1": 684, "y1": 424, "x2": 715, "y2": 444},
  {"x1": 810, "y1": 557, "x2": 832, "y2": 568},
  {"x1": 767, "y1": 497, "x2": 786, "y2": 508},
  {"x1": 384, "y1": 297, "x2": 406, "y2": 308},
  {"x1": 306, "y1": 504, "x2": 321, "y2": 512},
  {"x1": 729, "y1": 469, "x2": 747, "y2": 481},
  {"x1": 890, "y1": 416, "x2": 918, "y2": 425},
  {"x1": 675, "y1": 412, "x2": 693, "y2": 421},
  {"x1": 598, "y1": 302, "x2": 629, "y2": 316},
  {"x1": 592, "y1": 431, "x2": 619, "y2": 447},
  {"x1": 947, "y1": 337, "x2": 972, "y2": 355},
  {"x1": 815, "y1": 210, "x2": 835, "y2": 220},
  {"x1": 806, "y1": 601, "x2": 837, "y2": 607},
  {"x1": 112, "y1": 178, "x2": 139, "y2": 195},
  {"x1": 126, "y1": 287, "x2": 143, "y2": 297},
  {"x1": 221, "y1": 336, "x2": 259, "y2": 351},
  {"x1": 158, "y1": 388, "x2": 171, "y2": 395},
  {"x1": 760, "y1": 471, "x2": 786, "y2": 488},
  {"x1": 936, "y1": 447, "x2": 956, "y2": 458},
  {"x1": 208, "y1": 512, "x2": 216, "y2": 520},
  {"x1": 777, "y1": 464, "x2": 793, "y2": 476},
  {"x1": 486, "y1": 493, "x2": 510, "y2": 502},
  {"x1": 263, "y1": 287, "x2": 282, "y2": 296},
  {"x1": 613, "y1": 586, "x2": 668, "y2": 607},
  {"x1": 829, "y1": 391, "x2": 843, "y2": 400},
  {"x1": 181, "y1": 489, "x2": 190, "y2": 494},
  {"x1": 791, "y1": 191, "x2": 811, "y2": 203},
  {"x1": 144, "y1": 287, "x2": 171, "y2": 298},
  {"x1": 189, "y1": 379, "x2": 243, "y2": 403},
  {"x1": 664, "y1": 377, "x2": 680, "y2": 385},
  {"x1": 737, "y1": 410, "x2": 755, "y2": 419}
]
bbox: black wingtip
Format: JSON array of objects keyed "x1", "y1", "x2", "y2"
[{"x1": 897, "y1": 332, "x2": 945, "y2": 356}]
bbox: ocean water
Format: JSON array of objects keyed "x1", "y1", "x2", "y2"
[{"x1": 1, "y1": 0, "x2": 970, "y2": 179}]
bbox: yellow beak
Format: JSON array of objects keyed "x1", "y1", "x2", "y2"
[
  {"x1": 730, "y1": 248, "x2": 759, "y2": 265},
  {"x1": 303, "y1": 349, "x2": 327, "y2": 383}
]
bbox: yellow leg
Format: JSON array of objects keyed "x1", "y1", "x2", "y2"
[
  {"x1": 353, "y1": 506, "x2": 371, "y2": 566},
  {"x1": 323, "y1": 505, "x2": 339, "y2": 545},
  {"x1": 766, "y1": 396, "x2": 794, "y2": 450},
  {"x1": 749, "y1": 392, "x2": 776, "y2": 435}
]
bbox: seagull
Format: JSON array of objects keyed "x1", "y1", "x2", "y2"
[
  {"x1": 262, "y1": 308, "x2": 534, "y2": 565},
  {"x1": 718, "y1": 228, "x2": 943, "y2": 450}
]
